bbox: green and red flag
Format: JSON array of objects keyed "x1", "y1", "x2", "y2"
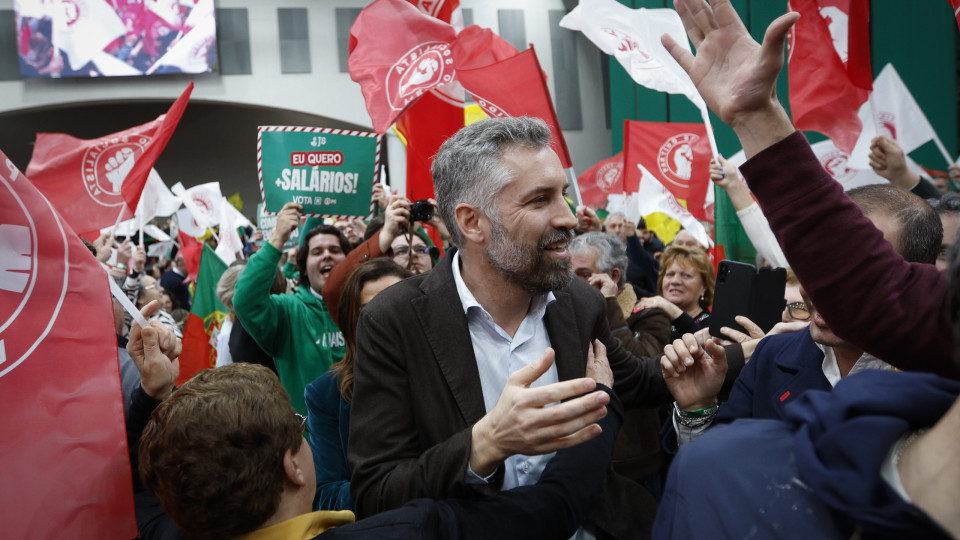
[{"x1": 178, "y1": 244, "x2": 228, "y2": 385}]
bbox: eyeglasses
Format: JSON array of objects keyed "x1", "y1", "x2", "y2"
[
  {"x1": 786, "y1": 301, "x2": 811, "y2": 320},
  {"x1": 393, "y1": 245, "x2": 430, "y2": 257},
  {"x1": 295, "y1": 413, "x2": 307, "y2": 433}
]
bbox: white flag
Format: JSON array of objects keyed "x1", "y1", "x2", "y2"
[
  {"x1": 143, "y1": 224, "x2": 172, "y2": 242},
  {"x1": 812, "y1": 139, "x2": 919, "y2": 192},
  {"x1": 848, "y1": 63, "x2": 949, "y2": 169},
  {"x1": 148, "y1": 241, "x2": 174, "y2": 258},
  {"x1": 608, "y1": 164, "x2": 713, "y2": 248},
  {"x1": 215, "y1": 198, "x2": 244, "y2": 265},
  {"x1": 561, "y1": 0, "x2": 702, "y2": 110},
  {"x1": 174, "y1": 181, "x2": 222, "y2": 230},
  {"x1": 91, "y1": 51, "x2": 142, "y2": 76},
  {"x1": 175, "y1": 208, "x2": 205, "y2": 238},
  {"x1": 181, "y1": 0, "x2": 214, "y2": 31},
  {"x1": 146, "y1": 16, "x2": 216, "y2": 75},
  {"x1": 146, "y1": 0, "x2": 182, "y2": 26},
  {"x1": 560, "y1": 0, "x2": 718, "y2": 158},
  {"x1": 136, "y1": 169, "x2": 182, "y2": 222},
  {"x1": 52, "y1": 0, "x2": 126, "y2": 71}
]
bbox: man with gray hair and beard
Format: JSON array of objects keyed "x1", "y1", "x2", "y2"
[{"x1": 350, "y1": 117, "x2": 671, "y2": 540}]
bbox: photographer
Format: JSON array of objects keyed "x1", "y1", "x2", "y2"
[{"x1": 322, "y1": 196, "x2": 445, "y2": 328}]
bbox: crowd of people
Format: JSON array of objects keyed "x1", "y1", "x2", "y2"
[{"x1": 101, "y1": 2, "x2": 960, "y2": 539}]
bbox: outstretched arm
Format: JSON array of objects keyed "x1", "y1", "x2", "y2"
[{"x1": 662, "y1": 0, "x2": 798, "y2": 158}]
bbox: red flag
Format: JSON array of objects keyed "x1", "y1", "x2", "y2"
[
  {"x1": 177, "y1": 231, "x2": 203, "y2": 283},
  {"x1": 407, "y1": 0, "x2": 463, "y2": 26},
  {"x1": 624, "y1": 120, "x2": 712, "y2": 221},
  {"x1": 452, "y1": 24, "x2": 522, "y2": 70},
  {"x1": 577, "y1": 152, "x2": 624, "y2": 209},
  {"x1": 950, "y1": 0, "x2": 960, "y2": 30},
  {"x1": 348, "y1": 0, "x2": 457, "y2": 134},
  {"x1": 0, "y1": 153, "x2": 136, "y2": 538},
  {"x1": 787, "y1": 0, "x2": 870, "y2": 153},
  {"x1": 178, "y1": 244, "x2": 227, "y2": 386},
  {"x1": 395, "y1": 91, "x2": 462, "y2": 196},
  {"x1": 395, "y1": 0, "x2": 464, "y2": 204},
  {"x1": 454, "y1": 43, "x2": 573, "y2": 168},
  {"x1": 25, "y1": 82, "x2": 193, "y2": 235}
]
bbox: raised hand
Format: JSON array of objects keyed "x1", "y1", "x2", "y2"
[
  {"x1": 268, "y1": 202, "x2": 302, "y2": 250},
  {"x1": 127, "y1": 300, "x2": 181, "y2": 400},
  {"x1": 663, "y1": 0, "x2": 799, "y2": 156}
]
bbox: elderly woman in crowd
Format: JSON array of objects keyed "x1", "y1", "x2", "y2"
[{"x1": 637, "y1": 245, "x2": 715, "y2": 341}]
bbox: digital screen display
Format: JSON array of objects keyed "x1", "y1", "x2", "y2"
[{"x1": 14, "y1": 0, "x2": 218, "y2": 78}]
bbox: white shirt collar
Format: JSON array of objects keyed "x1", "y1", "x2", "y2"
[
  {"x1": 814, "y1": 341, "x2": 894, "y2": 387},
  {"x1": 451, "y1": 250, "x2": 555, "y2": 323}
]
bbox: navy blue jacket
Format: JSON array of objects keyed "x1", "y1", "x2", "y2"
[
  {"x1": 717, "y1": 328, "x2": 831, "y2": 422},
  {"x1": 654, "y1": 371, "x2": 957, "y2": 540},
  {"x1": 306, "y1": 371, "x2": 354, "y2": 511}
]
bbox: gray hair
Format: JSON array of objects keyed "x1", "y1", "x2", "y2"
[
  {"x1": 568, "y1": 232, "x2": 629, "y2": 288},
  {"x1": 431, "y1": 117, "x2": 552, "y2": 247},
  {"x1": 216, "y1": 265, "x2": 246, "y2": 317}
]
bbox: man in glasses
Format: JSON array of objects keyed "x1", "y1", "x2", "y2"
[{"x1": 661, "y1": 184, "x2": 942, "y2": 448}]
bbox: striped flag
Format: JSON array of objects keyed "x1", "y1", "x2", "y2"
[{"x1": 178, "y1": 244, "x2": 228, "y2": 385}]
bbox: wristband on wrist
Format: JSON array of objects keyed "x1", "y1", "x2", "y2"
[
  {"x1": 675, "y1": 400, "x2": 719, "y2": 418},
  {"x1": 674, "y1": 401, "x2": 719, "y2": 428}
]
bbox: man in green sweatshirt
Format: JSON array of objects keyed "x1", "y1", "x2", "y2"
[{"x1": 234, "y1": 202, "x2": 348, "y2": 414}]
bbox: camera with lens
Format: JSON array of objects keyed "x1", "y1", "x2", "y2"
[{"x1": 409, "y1": 199, "x2": 434, "y2": 222}]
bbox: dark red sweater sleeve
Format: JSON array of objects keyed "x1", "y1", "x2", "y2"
[{"x1": 739, "y1": 131, "x2": 956, "y2": 378}]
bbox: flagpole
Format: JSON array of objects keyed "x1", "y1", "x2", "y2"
[
  {"x1": 699, "y1": 108, "x2": 720, "y2": 164},
  {"x1": 111, "y1": 205, "x2": 127, "y2": 233},
  {"x1": 932, "y1": 136, "x2": 955, "y2": 168},
  {"x1": 138, "y1": 209, "x2": 144, "y2": 246}
]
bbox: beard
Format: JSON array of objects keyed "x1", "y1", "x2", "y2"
[{"x1": 486, "y1": 220, "x2": 573, "y2": 295}]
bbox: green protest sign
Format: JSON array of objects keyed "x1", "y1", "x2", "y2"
[
  {"x1": 256, "y1": 203, "x2": 302, "y2": 249},
  {"x1": 258, "y1": 126, "x2": 380, "y2": 217}
]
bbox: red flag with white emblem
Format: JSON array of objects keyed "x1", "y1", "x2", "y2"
[
  {"x1": 577, "y1": 152, "x2": 624, "y2": 209},
  {"x1": 951, "y1": 0, "x2": 960, "y2": 30},
  {"x1": 0, "y1": 152, "x2": 136, "y2": 538},
  {"x1": 395, "y1": 0, "x2": 465, "y2": 202},
  {"x1": 624, "y1": 120, "x2": 711, "y2": 221},
  {"x1": 348, "y1": 0, "x2": 457, "y2": 134},
  {"x1": 787, "y1": 0, "x2": 871, "y2": 153},
  {"x1": 25, "y1": 82, "x2": 193, "y2": 235},
  {"x1": 453, "y1": 40, "x2": 573, "y2": 168}
]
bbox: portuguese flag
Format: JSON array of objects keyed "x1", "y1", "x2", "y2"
[{"x1": 178, "y1": 244, "x2": 228, "y2": 385}]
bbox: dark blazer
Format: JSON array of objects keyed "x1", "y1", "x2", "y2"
[
  {"x1": 718, "y1": 328, "x2": 831, "y2": 423},
  {"x1": 127, "y1": 375, "x2": 626, "y2": 540},
  {"x1": 160, "y1": 268, "x2": 191, "y2": 310},
  {"x1": 349, "y1": 250, "x2": 670, "y2": 538}
]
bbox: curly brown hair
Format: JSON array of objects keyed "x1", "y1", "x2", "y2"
[{"x1": 138, "y1": 364, "x2": 303, "y2": 540}]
